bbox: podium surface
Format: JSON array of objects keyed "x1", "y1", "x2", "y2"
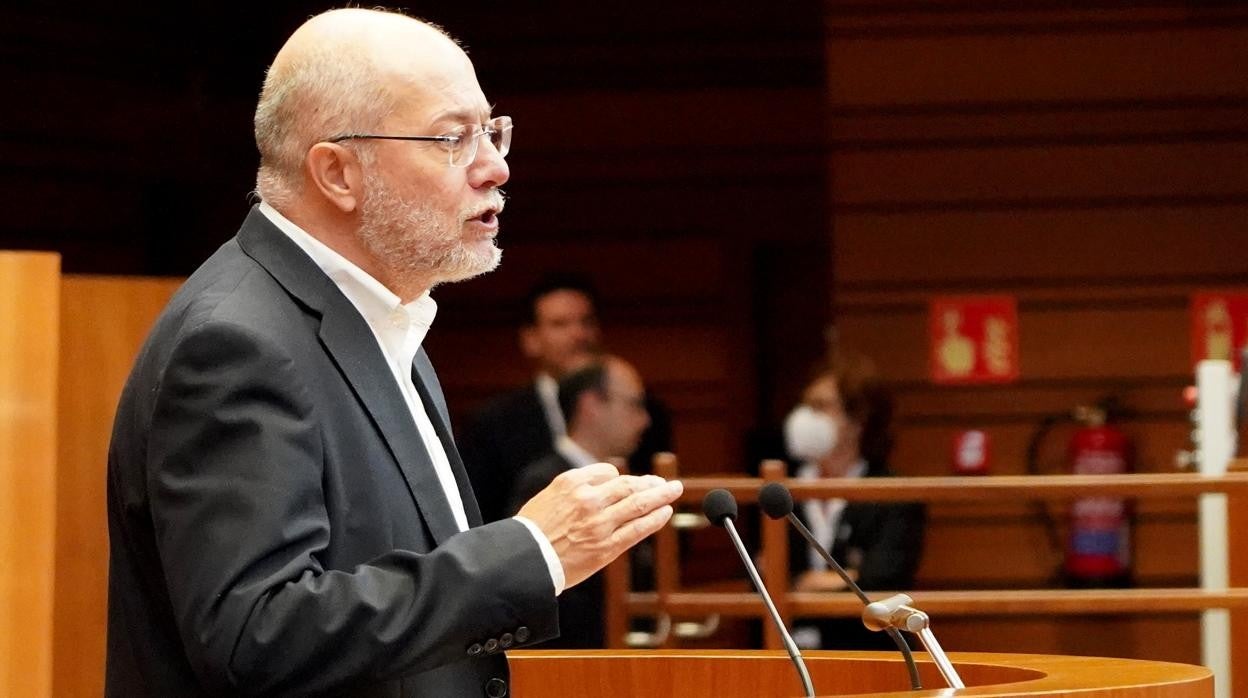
[{"x1": 508, "y1": 649, "x2": 1211, "y2": 697}]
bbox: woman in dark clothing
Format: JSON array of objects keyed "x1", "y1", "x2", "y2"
[{"x1": 782, "y1": 353, "x2": 926, "y2": 649}]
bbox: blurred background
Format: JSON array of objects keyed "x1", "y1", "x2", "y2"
[{"x1": 4, "y1": 0, "x2": 1247, "y2": 691}]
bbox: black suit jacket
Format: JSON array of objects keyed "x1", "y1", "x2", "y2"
[
  {"x1": 787, "y1": 463, "x2": 926, "y2": 591},
  {"x1": 787, "y1": 462, "x2": 926, "y2": 650},
  {"x1": 106, "y1": 207, "x2": 558, "y2": 697},
  {"x1": 461, "y1": 385, "x2": 673, "y2": 523},
  {"x1": 506, "y1": 452, "x2": 605, "y2": 649}
]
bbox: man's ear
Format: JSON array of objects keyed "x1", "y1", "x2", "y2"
[
  {"x1": 576, "y1": 390, "x2": 604, "y2": 423},
  {"x1": 519, "y1": 326, "x2": 540, "y2": 359},
  {"x1": 305, "y1": 142, "x2": 364, "y2": 213}
]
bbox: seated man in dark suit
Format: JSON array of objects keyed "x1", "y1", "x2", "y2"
[
  {"x1": 506, "y1": 356, "x2": 653, "y2": 647},
  {"x1": 462, "y1": 274, "x2": 673, "y2": 522}
]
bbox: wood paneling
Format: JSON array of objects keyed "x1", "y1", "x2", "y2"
[
  {"x1": 934, "y1": 615, "x2": 1202, "y2": 666},
  {"x1": 509, "y1": 649, "x2": 1213, "y2": 697},
  {"x1": 54, "y1": 276, "x2": 181, "y2": 698},
  {"x1": 0, "y1": 252, "x2": 60, "y2": 698},
  {"x1": 835, "y1": 141, "x2": 1247, "y2": 203},
  {"x1": 1230, "y1": 460, "x2": 1248, "y2": 686},
  {"x1": 826, "y1": 1, "x2": 1248, "y2": 663},
  {"x1": 826, "y1": 10, "x2": 1248, "y2": 105},
  {"x1": 839, "y1": 306, "x2": 1192, "y2": 384},
  {"x1": 835, "y1": 209, "x2": 1248, "y2": 288}
]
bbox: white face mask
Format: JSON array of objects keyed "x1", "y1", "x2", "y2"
[{"x1": 784, "y1": 405, "x2": 840, "y2": 462}]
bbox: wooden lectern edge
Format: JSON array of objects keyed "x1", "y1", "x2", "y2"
[
  {"x1": 624, "y1": 587, "x2": 1248, "y2": 617},
  {"x1": 670, "y1": 472, "x2": 1248, "y2": 503},
  {"x1": 507, "y1": 649, "x2": 1212, "y2": 697}
]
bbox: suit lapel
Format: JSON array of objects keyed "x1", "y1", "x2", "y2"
[
  {"x1": 236, "y1": 207, "x2": 461, "y2": 544},
  {"x1": 412, "y1": 351, "x2": 483, "y2": 527}
]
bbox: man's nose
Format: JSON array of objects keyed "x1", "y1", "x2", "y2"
[{"x1": 468, "y1": 138, "x2": 509, "y2": 189}]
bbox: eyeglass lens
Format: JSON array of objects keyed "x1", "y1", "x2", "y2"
[{"x1": 453, "y1": 118, "x2": 512, "y2": 166}]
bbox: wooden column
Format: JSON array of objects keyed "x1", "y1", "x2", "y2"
[
  {"x1": 1229, "y1": 458, "x2": 1248, "y2": 698},
  {"x1": 652, "y1": 453, "x2": 682, "y2": 648},
  {"x1": 0, "y1": 251, "x2": 60, "y2": 698},
  {"x1": 52, "y1": 275, "x2": 180, "y2": 697},
  {"x1": 760, "y1": 460, "x2": 790, "y2": 650}
]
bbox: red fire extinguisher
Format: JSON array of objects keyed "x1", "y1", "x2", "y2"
[{"x1": 1064, "y1": 406, "x2": 1133, "y2": 588}]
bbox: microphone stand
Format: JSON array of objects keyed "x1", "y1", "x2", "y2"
[
  {"x1": 721, "y1": 516, "x2": 817, "y2": 698},
  {"x1": 786, "y1": 513, "x2": 923, "y2": 691},
  {"x1": 759, "y1": 479, "x2": 923, "y2": 691},
  {"x1": 864, "y1": 594, "x2": 965, "y2": 689}
]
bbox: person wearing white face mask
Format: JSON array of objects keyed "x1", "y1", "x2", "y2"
[{"x1": 781, "y1": 353, "x2": 926, "y2": 650}]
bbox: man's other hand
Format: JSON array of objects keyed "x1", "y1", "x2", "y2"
[{"x1": 517, "y1": 462, "x2": 682, "y2": 588}]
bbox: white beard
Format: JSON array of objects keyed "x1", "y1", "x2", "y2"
[{"x1": 358, "y1": 169, "x2": 502, "y2": 288}]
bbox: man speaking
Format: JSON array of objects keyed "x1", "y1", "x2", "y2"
[{"x1": 104, "y1": 8, "x2": 682, "y2": 696}]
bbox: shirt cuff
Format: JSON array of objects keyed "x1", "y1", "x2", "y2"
[{"x1": 514, "y1": 515, "x2": 565, "y2": 596}]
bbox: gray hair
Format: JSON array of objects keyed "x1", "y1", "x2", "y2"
[{"x1": 252, "y1": 44, "x2": 394, "y2": 206}]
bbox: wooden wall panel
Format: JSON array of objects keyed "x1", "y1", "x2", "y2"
[
  {"x1": 893, "y1": 420, "x2": 1190, "y2": 476},
  {"x1": 836, "y1": 306, "x2": 1192, "y2": 384},
  {"x1": 936, "y1": 615, "x2": 1201, "y2": 666},
  {"x1": 54, "y1": 276, "x2": 181, "y2": 698},
  {"x1": 831, "y1": 103, "x2": 1248, "y2": 145},
  {"x1": 0, "y1": 252, "x2": 60, "y2": 698},
  {"x1": 833, "y1": 142, "x2": 1248, "y2": 206},
  {"x1": 835, "y1": 209, "x2": 1248, "y2": 287},
  {"x1": 826, "y1": 2, "x2": 1248, "y2": 662},
  {"x1": 827, "y1": 13, "x2": 1248, "y2": 106},
  {"x1": 894, "y1": 384, "x2": 1187, "y2": 422},
  {"x1": 918, "y1": 503, "x2": 1197, "y2": 587},
  {"x1": 508, "y1": 88, "x2": 834, "y2": 150}
]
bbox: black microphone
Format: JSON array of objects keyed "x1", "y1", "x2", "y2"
[
  {"x1": 759, "y1": 482, "x2": 923, "y2": 691},
  {"x1": 702, "y1": 489, "x2": 815, "y2": 698}
]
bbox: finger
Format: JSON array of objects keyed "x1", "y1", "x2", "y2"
[
  {"x1": 609, "y1": 504, "x2": 674, "y2": 551},
  {"x1": 602, "y1": 479, "x2": 683, "y2": 525},
  {"x1": 557, "y1": 461, "x2": 619, "y2": 488},
  {"x1": 591, "y1": 474, "x2": 670, "y2": 509}
]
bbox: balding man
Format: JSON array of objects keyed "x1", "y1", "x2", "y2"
[
  {"x1": 505, "y1": 356, "x2": 653, "y2": 648},
  {"x1": 105, "y1": 9, "x2": 681, "y2": 697}
]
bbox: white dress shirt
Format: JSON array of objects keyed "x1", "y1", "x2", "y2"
[
  {"x1": 259, "y1": 203, "x2": 565, "y2": 594},
  {"x1": 796, "y1": 458, "x2": 867, "y2": 572},
  {"x1": 534, "y1": 372, "x2": 567, "y2": 440}
]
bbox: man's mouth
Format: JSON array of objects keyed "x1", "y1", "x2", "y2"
[{"x1": 469, "y1": 200, "x2": 504, "y2": 226}]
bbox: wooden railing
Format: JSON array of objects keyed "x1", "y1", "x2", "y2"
[{"x1": 605, "y1": 455, "x2": 1248, "y2": 692}]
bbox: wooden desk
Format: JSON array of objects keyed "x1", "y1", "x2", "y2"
[{"x1": 510, "y1": 649, "x2": 1211, "y2": 697}]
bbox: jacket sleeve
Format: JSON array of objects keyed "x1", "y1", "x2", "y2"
[
  {"x1": 854, "y1": 502, "x2": 927, "y2": 591},
  {"x1": 146, "y1": 319, "x2": 558, "y2": 695}
]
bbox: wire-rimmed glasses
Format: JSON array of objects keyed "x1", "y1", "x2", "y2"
[{"x1": 329, "y1": 115, "x2": 512, "y2": 167}]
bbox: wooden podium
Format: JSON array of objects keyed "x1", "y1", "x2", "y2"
[{"x1": 508, "y1": 650, "x2": 1212, "y2": 697}]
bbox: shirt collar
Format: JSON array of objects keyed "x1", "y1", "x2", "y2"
[
  {"x1": 535, "y1": 372, "x2": 558, "y2": 399},
  {"x1": 259, "y1": 202, "x2": 438, "y2": 355},
  {"x1": 534, "y1": 372, "x2": 567, "y2": 437}
]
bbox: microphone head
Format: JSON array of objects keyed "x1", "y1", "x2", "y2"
[
  {"x1": 759, "y1": 482, "x2": 794, "y2": 519},
  {"x1": 702, "y1": 489, "x2": 738, "y2": 525}
]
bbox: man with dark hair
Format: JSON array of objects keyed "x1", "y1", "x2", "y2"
[
  {"x1": 505, "y1": 356, "x2": 652, "y2": 647},
  {"x1": 461, "y1": 273, "x2": 672, "y2": 522}
]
